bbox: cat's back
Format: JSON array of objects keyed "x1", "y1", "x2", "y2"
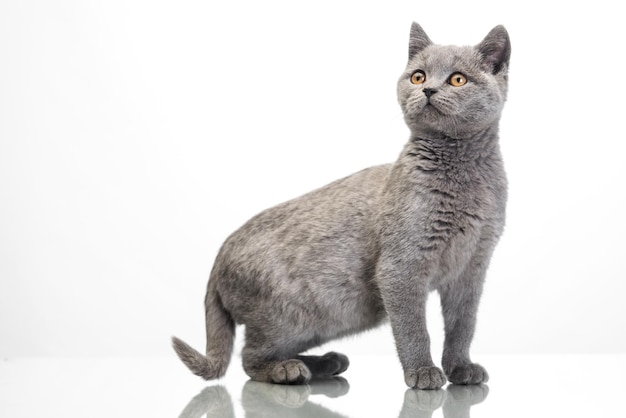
[{"x1": 216, "y1": 164, "x2": 391, "y2": 270}]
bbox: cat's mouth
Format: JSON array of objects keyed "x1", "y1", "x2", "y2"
[
  {"x1": 423, "y1": 98, "x2": 454, "y2": 117},
  {"x1": 423, "y1": 100, "x2": 445, "y2": 115},
  {"x1": 403, "y1": 97, "x2": 450, "y2": 121}
]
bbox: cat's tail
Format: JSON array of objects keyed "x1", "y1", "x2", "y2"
[{"x1": 172, "y1": 279, "x2": 235, "y2": 380}]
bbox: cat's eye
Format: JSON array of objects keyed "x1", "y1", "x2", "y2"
[
  {"x1": 410, "y1": 70, "x2": 426, "y2": 85},
  {"x1": 449, "y1": 73, "x2": 467, "y2": 87}
]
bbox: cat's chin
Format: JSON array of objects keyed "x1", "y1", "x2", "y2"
[
  {"x1": 408, "y1": 112, "x2": 494, "y2": 140},
  {"x1": 408, "y1": 128, "x2": 450, "y2": 141},
  {"x1": 406, "y1": 114, "x2": 454, "y2": 140},
  {"x1": 409, "y1": 102, "x2": 452, "y2": 123},
  {"x1": 423, "y1": 101, "x2": 460, "y2": 120},
  {"x1": 408, "y1": 125, "x2": 474, "y2": 141}
]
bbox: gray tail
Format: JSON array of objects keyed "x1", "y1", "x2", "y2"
[{"x1": 172, "y1": 279, "x2": 235, "y2": 380}]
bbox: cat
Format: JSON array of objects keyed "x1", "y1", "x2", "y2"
[{"x1": 172, "y1": 22, "x2": 510, "y2": 390}]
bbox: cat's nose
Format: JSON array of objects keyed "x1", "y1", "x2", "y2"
[{"x1": 423, "y1": 88, "x2": 437, "y2": 98}]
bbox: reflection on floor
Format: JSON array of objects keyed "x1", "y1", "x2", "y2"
[
  {"x1": 2, "y1": 355, "x2": 625, "y2": 417},
  {"x1": 178, "y1": 377, "x2": 488, "y2": 418}
]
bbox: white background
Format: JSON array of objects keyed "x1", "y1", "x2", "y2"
[{"x1": 1, "y1": 0, "x2": 625, "y2": 360}]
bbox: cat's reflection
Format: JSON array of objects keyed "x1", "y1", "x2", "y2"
[
  {"x1": 242, "y1": 377, "x2": 350, "y2": 418},
  {"x1": 178, "y1": 379, "x2": 487, "y2": 418},
  {"x1": 177, "y1": 377, "x2": 350, "y2": 418},
  {"x1": 400, "y1": 384, "x2": 489, "y2": 418},
  {"x1": 177, "y1": 385, "x2": 236, "y2": 418}
]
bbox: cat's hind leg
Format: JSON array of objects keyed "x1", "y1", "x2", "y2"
[
  {"x1": 242, "y1": 352, "x2": 349, "y2": 384},
  {"x1": 296, "y1": 352, "x2": 350, "y2": 376},
  {"x1": 241, "y1": 328, "x2": 349, "y2": 384},
  {"x1": 242, "y1": 330, "x2": 314, "y2": 384},
  {"x1": 244, "y1": 356, "x2": 313, "y2": 385}
]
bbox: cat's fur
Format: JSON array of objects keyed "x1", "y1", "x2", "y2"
[{"x1": 173, "y1": 23, "x2": 510, "y2": 390}]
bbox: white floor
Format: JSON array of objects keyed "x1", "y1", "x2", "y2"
[{"x1": 1, "y1": 354, "x2": 624, "y2": 417}]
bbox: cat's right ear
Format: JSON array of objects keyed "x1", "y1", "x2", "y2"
[
  {"x1": 408, "y1": 22, "x2": 432, "y2": 61},
  {"x1": 477, "y1": 25, "x2": 511, "y2": 75}
]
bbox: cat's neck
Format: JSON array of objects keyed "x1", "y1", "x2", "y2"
[{"x1": 406, "y1": 125, "x2": 501, "y2": 169}]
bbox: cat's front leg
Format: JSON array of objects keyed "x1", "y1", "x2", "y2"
[
  {"x1": 439, "y1": 261, "x2": 490, "y2": 385},
  {"x1": 377, "y1": 258, "x2": 446, "y2": 390}
]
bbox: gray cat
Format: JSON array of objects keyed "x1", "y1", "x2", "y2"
[{"x1": 173, "y1": 22, "x2": 510, "y2": 390}]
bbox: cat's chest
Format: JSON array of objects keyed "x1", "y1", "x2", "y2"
[
  {"x1": 417, "y1": 176, "x2": 504, "y2": 285},
  {"x1": 395, "y1": 166, "x2": 496, "y2": 241},
  {"x1": 381, "y1": 158, "x2": 506, "y2": 260},
  {"x1": 419, "y1": 188, "x2": 485, "y2": 248}
]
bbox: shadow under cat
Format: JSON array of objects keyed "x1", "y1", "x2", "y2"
[{"x1": 177, "y1": 379, "x2": 488, "y2": 418}]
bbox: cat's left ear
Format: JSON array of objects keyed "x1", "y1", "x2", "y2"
[
  {"x1": 408, "y1": 22, "x2": 432, "y2": 61},
  {"x1": 476, "y1": 25, "x2": 511, "y2": 74}
]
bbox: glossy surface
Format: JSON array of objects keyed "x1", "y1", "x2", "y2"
[{"x1": 1, "y1": 354, "x2": 624, "y2": 417}]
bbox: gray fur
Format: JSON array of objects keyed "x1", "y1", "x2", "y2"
[{"x1": 173, "y1": 23, "x2": 510, "y2": 389}]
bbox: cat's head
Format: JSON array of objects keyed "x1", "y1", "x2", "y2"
[{"x1": 397, "y1": 23, "x2": 511, "y2": 140}]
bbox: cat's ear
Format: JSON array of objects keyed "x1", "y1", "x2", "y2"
[
  {"x1": 476, "y1": 25, "x2": 511, "y2": 74},
  {"x1": 408, "y1": 22, "x2": 432, "y2": 61}
]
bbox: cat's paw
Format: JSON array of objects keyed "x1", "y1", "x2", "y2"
[
  {"x1": 270, "y1": 360, "x2": 312, "y2": 385},
  {"x1": 446, "y1": 363, "x2": 489, "y2": 385},
  {"x1": 322, "y1": 352, "x2": 350, "y2": 375},
  {"x1": 405, "y1": 366, "x2": 447, "y2": 390}
]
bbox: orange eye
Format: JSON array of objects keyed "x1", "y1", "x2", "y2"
[
  {"x1": 410, "y1": 70, "x2": 426, "y2": 85},
  {"x1": 449, "y1": 73, "x2": 467, "y2": 87}
]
